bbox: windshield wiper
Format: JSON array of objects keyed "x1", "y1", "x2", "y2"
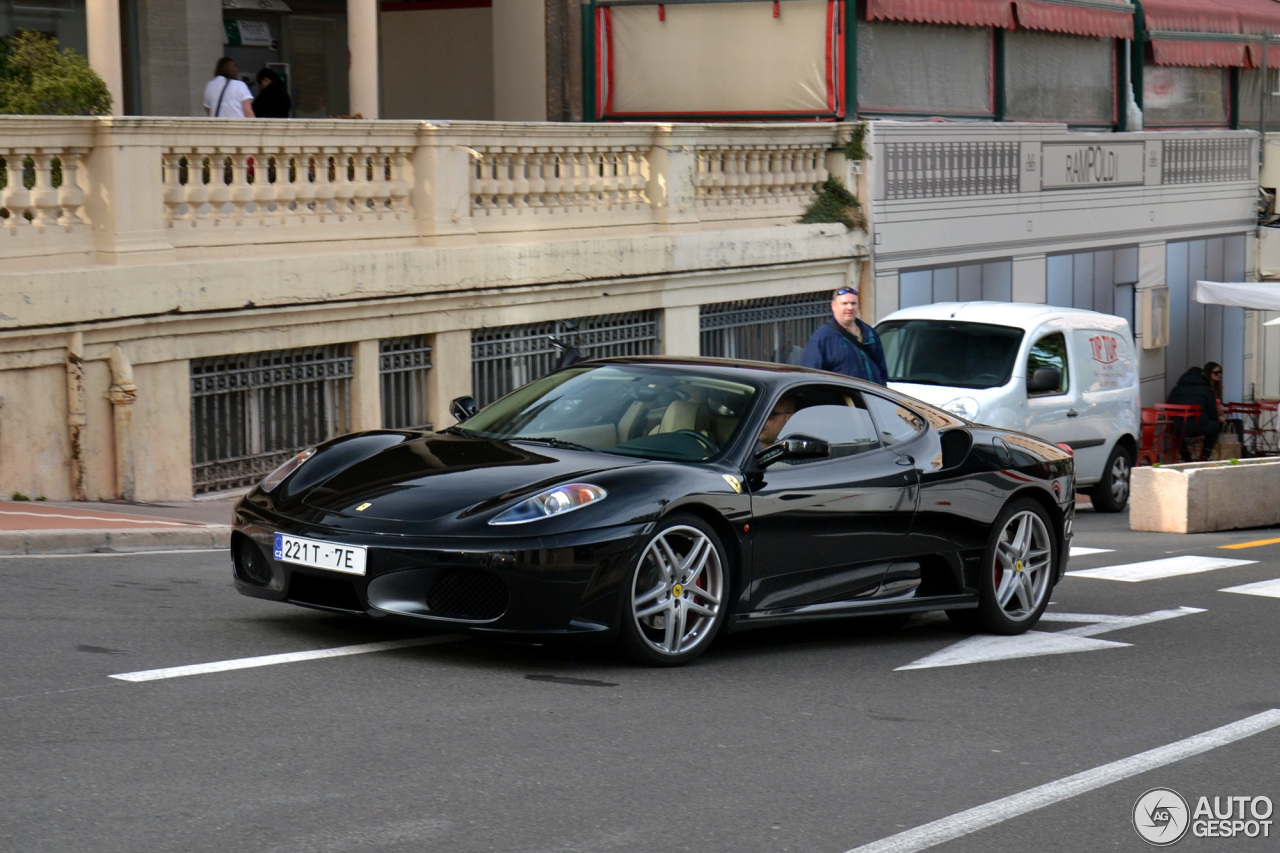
[{"x1": 510, "y1": 436, "x2": 594, "y2": 452}]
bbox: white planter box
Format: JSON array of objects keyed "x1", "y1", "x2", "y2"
[{"x1": 1129, "y1": 457, "x2": 1280, "y2": 533}]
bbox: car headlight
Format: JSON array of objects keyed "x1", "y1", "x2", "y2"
[
  {"x1": 489, "y1": 483, "x2": 607, "y2": 525},
  {"x1": 942, "y1": 396, "x2": 981, "y2": 420},
  {"x1": 260, "y1": 448, "x2": 316, "y2": 493}
]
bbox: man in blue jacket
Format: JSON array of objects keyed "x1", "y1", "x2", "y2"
[{"x1": 801, "y1": 287, "x2": 889, "y2": 385}]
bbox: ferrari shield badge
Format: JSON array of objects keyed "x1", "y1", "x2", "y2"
[{"x1": 722, "y1": 475, "x2": 742, "y2": 494}]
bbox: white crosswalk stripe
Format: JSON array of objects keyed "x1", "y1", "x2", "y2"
[{"x1": 1066, "y1": 555, "x2": 1255, "y2": 582}]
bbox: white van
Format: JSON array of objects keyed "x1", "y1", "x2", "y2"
[{"x1": 875, "y1": 303, "x2": 1139, "y2": 512}]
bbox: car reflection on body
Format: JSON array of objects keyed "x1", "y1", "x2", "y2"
[{"x1": 231, "y1": 357, "x2": 1074, "y2": 666}]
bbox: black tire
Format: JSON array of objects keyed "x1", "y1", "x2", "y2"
[
  {"x1": 1088, "y1": 444, "x2": 1132, "y2": 513},
  {"x1": 619, "y1": 514, "x2": 729, "y2": 667},
  {"x1": 972, "y1": 498, "x2": 1057, "y2": 635}
]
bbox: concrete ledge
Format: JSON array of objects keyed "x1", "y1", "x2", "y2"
[
  {"x1": 0, "y1": 527, "x2": 231, "y2": 555},
  {"x1": 1130, "y1": 458, "x2": 1280, "y2": 533}
]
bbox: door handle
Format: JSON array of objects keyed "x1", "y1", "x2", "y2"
[
  {"x1": 1066, "y1": 409, "x2": 1079, "y2": 418},
  {"x1": 895, "y1": 455, "x2": 915, "y2": 466}
]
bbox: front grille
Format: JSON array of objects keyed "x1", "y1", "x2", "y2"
[
  {"x1": 425, "y1": 570, "x2": 509, "y2": 621},
  {"x1": 232, "y1": 533, "x2": 273, "y2": 586},
  {"x1": 288, "y1": 572, "x2": 362, "y2": 612}
]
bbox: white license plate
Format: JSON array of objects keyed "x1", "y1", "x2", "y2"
[{"x1": 273, "y1": 533, "x2": 367, "y2": 576}]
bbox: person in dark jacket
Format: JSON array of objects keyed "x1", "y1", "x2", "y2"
[
  {"x1": 253, "y1": 67, "x2": 292, "y2": 118},
  {"x1": 1166, "y1": 366, "x2": 1221, "y2": 460},
  {"x1": 801, "y1": 287, "x2": 889, "y2": 385}
]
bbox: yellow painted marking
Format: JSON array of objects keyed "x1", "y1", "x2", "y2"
[{"x1": 1220, "y1": 537, "x2": 1280, "y2": 550}]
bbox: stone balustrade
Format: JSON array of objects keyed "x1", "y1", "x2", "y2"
[{"x1": 0, "y1": 117, "x2": 853, "y2": 267}]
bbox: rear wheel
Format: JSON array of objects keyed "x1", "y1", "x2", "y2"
[
  {"x1": 1088, "y1": 444, "x2": 1132, "y2": 513},
  {"x1": 972, "y1": 498, "x2": 1056, "y2": 634},
  {"x1": 620, "y1": 515, "x2": 728, "y2": 667}
]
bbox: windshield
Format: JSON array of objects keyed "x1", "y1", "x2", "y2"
[
  {"x1": 876, "y1": 319, "x2": 1024, "y2": 389},
  {"x1": 455, "y1": 364, "x2": 760, "y2": 462}
]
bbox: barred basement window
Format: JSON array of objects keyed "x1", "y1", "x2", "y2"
[
  {"x1": 380, "y1": 336, "x2": 433, "y2": 430},
  {"x1": 700, "y1": 291, "x2": 830, "y2": 365},
  {"x1": 471, "y1": 312, "x2": 659, "y2": 407},
  {"x1": 190, "y1": 345, "x2": 352, "y2": 494}
]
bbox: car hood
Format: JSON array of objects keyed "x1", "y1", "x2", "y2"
[{"x1": 294, "y1": 433, "x2": 643, "y2": 523}]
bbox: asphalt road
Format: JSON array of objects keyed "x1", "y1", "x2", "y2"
[{"x1": 2, "y1": 509, "x2": 1278, "y2": 853}]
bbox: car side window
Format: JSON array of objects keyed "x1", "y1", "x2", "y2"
[
  {"x1": 774, "y1": 385, "x2": 881, "y2": 463},
  {"x1": 1028, "y1": 332, "x2": 1068, "y2": 396},
  {"x1": 863, "y1": 393, "x2": 926, "y2": 445}
]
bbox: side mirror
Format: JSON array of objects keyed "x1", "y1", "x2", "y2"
[
  {"x1": 754, "y1": 435, "x2": 831, "y2": 467},
  {"x1": 1027, "y1": 367, "x2": 1062, "y2": 394},
  {"x1": 450, "y1": 395, "x2": 478, "y2": 424}
]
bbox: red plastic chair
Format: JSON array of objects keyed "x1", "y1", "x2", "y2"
[{"x1": 1154, "y1": 404, "x2": 1202, "y2": 461}]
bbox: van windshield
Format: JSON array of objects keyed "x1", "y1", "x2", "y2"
[{"x1": 876, "y1": 320, "x2": 1025, "y2": 389}]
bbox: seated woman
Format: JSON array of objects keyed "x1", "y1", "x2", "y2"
[{"x1": 1166, "y1": 366, "x2": 1221, "y2": 461}]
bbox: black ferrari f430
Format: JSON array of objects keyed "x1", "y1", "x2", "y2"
[{"x1": 232, "y1": 357, "x2": 1074, "y2": 666}]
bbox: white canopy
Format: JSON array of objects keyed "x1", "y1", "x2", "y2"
[{"x1": 1195, "y1": 280, "x2": 1280, "y2": 311}]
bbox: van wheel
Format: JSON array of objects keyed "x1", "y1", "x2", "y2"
[{"x1": 1088, "y1": 445, "x2": 1132, "y2": 513}]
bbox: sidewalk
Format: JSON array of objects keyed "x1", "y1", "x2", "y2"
[{"x1": 0, "y1": 495, "x2": 238, "y2": 555}]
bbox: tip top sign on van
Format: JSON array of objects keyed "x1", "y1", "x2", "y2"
[{"x1": 875, "y1": 302, "x2": 1139, "y2": 513}]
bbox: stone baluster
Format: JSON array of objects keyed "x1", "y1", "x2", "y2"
[
  {"x1": 743, "y1": 148, "x2": 762, "y2": 205},
  {"x1": 509, "y1": 148, "x2": 529, "y2": 210},
  {"x1": 57, "y1": 149, "x2": 86, "y2": 225},
  {"x1": 588, "y1": 149, "x2": 605, "y2": 209},
  {"x1": 349, "y1": 152, "x2": 374, "y2": 217},
  {"x1": 388, "y1": 149, "x2": 409, "y2": 214},
  {"x1": 546, "y1": 151, "x2": 569, "y2": 213},
  {"x1": 525, "y1": 150, "x2": 546, "y2": 212},
  {"x1": 274, "y1": 153, "x2": 298, "y2": 218},
  {"x1": 182, "y1": 154, "x2": 210, "y2": 222},
  {"x1": 3, "y1": 151, "x2": 32, "y2": 229},
  {"x1": 472, "y1": 149, "x2": 496, "y2": 213},
  {"x1": 252, "y1": 151, "x2": 278, "y2": 220},
  {"x1": 495, "y1": 151, "x2": 514, "y2": 213},
  {"x1": 205, "y1": 153, "x2": 231, "y2": 219},
  {"x1": 332, "y1": 152, "x2": 357, "y2": 218},
  {"x1": 228, "y1": 151, "x2": 254, "y2": 222},
  {"x1": 161, "y1": 150, "x2": 186, "y2": 225},
  {"x1": 293, "y1": 153, "x2": 317, "y2": 218},
  {"x1": 313, "y1": 153, "x2": 337, "y2": 216},
  {"x1": 371, "y1": 150, "x2": 392, "y2": 216},
  {"x1": 29, "y1": 152, "x2": 60, "y2": 227}
]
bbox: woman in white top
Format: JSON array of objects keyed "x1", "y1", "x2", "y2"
[{"x1": 202, "y1": 57, "x2": 255, "y2": 118}]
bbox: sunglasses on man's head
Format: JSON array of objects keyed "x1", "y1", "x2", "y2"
[{"x1": 834, "y1": 287, "x2": 858, "y2": 297}]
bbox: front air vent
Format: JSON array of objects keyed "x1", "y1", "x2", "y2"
[
  {"x1": 425, "y1": 570, "x2": 509, "y2": 621},
  {"x1": 939, "y1": 429, "x2": 974, "y2": 469},
  {"x1": 232, "y1": 533, "x2": 273, "y2": 586}
]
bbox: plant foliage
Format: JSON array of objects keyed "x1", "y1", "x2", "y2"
[
  {"x1": 800, "y1": 175, "x2": 864, "y2": 230},
  {"x1": 0, "y1": 32, "x2": 112, "y2": 116}
]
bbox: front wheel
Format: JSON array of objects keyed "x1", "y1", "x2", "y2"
[
  {"x1": 619, "y1": 515, "x2": 729, "y2": 666},
  {"x1": 972, "y1": 498, "x2": 1057, "y2": 634},
  {"x1": 1088, "y1": 444, "x2": 1132, "y2": 513}
]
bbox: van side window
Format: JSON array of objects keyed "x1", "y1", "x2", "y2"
[{"x1": 1027, "y1": 333, "x2": 1068, "y2": 396}]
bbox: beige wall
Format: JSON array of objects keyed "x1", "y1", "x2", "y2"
[
  {"x1": 492, "y1": 0, "x2": 547, "y2": 121},
  {"x1": 380, "y1": 7, "x2": 494, "y2": 120}
]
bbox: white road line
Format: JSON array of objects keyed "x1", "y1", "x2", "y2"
[
  {"x1": 1069, "y1": 547, "x2": 1113, "y2": 557},
  {"x1": 1220, "y1": 578, "x2": 1280, "y2": 599},
  {"x1": 110, "y1": 636, "x2": 459, "y2": 682},
  {"x1": 0, "y1": 549, "x2": 227, "y2": 560},
  {"x1": 1067, "y1": 555, "x2": 1255, "y2": 582},
  {"x1": 0, "y1": 509, "x2": 199, "y2": 526},
  {"x1": 842, "y1": 709, "x2": 1280, "y2": 853}
]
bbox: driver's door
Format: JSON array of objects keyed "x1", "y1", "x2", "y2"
[{"x1": 747, "y1": 384, "x2": 918, "y2": 612}]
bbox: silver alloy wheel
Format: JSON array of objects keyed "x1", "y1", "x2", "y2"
[
  {"x1": 992, "y1": 509, "x2": 1053, "y2": 622},
  {"x1": 1107, "y1": 452, "x2": 1131, "y2": 506},
  {"x1": 630, "y1": 523, "x2": 725, "y2": 657}
]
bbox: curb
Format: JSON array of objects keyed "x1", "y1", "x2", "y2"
[{"x1": 0, "y1": 527, "x2": 231, "y2": 556}]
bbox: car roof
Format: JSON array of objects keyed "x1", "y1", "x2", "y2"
[
  {"x1": 585, "y1": 354, "x2": 818, "y2": 383},
  {"x1": 877, "y1": 301, "x2": 1131, "y2": 332}
]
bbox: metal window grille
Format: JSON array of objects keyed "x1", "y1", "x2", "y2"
[
  {"x1": 380, "y1": 336, "x2": 433, "y2": 430},
  {"x1": 700, "y1": 292, "x2": 831, "y2": 364},
  {"x1": 1162, "y1": 138, "x2": 1252, "y2": 185},
  {"x1": 884, "y1": 141, "x2": 1020, "y2": 199},
  {"x1": 471, "y1": 311, "x2": 659, "y2": 407},
  {"x1": 190, "y1": 345, "x2": 353, "y2": 494}
]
